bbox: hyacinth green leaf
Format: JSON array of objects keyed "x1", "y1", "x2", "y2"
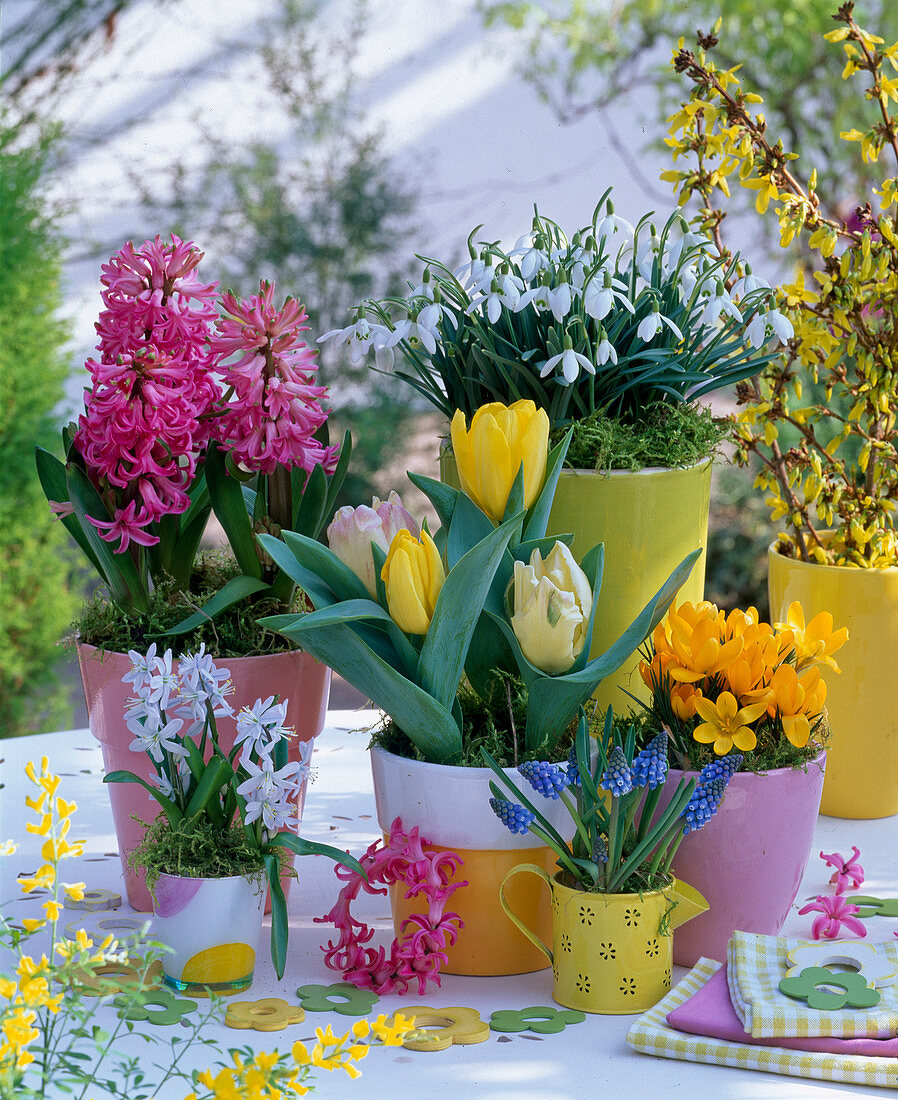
[
  {"x1": 406, "y1": 471, "x2": 459, "y2": 530},
  {"x1": 185, "y1": 757, "x2": 234, "y2": 819},
  {"x1": 417, "y1": 512, "x2": 522, "y2": 712},
  {"x1": 255, "y1": 532, "x2": 336, "y2": 610},
  {"x1": 279, "y1": 531, "x2": 372, "y2": 604},
  {"x1": 294, "y1": 463, "x2": 327, "y2": 540},
  {"x1": 268, "y1": 831, "x2": 366, "y2": 880},
  {"x1": 168, "y1": 502, "x2": 212, "y2": 588},
  {"x1": 34, "y1": 445, "x2": 105, "y2": 577},
  {"x1": 569, "y1": 542, "x2": 605, "y2": 675},
  {"x1": 522, "y1": 549, "x2": 702, "y2": 752},
  {"x1": 102, "y1": 772, "x2": 182, "y2": 828},
  {"x1": 65, "y1": 464, "x2": 149, "y2": 613},
  {"x1": 206, "y1": 445, "x2": 262, "y2": 579},
  {"x1": 274, "y1": 618, "x2": 462, "y2": 762},
  {"x1": 522, "y1": 427, "x2": 572, "y2": 542},
  {"x1": 165, "y1": 575, "x2": 271, "y2": 635},
  {"x1": 318, "y1": 429, "x2": 352, "y2": 530}
]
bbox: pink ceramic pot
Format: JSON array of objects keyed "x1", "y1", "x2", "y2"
[
  {"x1": 77, "y1": 643, "x2": 332, "y2": 910},
  {"x1": 664, "y1": 752, "x2": 826, "y2": 966}
]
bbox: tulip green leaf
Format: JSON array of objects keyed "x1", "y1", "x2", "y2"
[
  {"x1": 407, "y1": 471, "x2": 460, "y2": 529},
  {"x1": 255, "y1": 532, "x2": 336, "y2": 610},
  {"x1": 65, "y1": 464, "x2": 149, "y2": 613},
  {"x1": 523, "y1": 428, "x2": 572, "y2": 542},
  {"x1": 280, "y1": 531, "x2": 372, "y2": 604},
  {"x1": 417, "y1": 512, "x2": 522, "y2": 712},
  {"x1": 445, "y1": 492, "x2": 495, "y2": 568},
  {"x1": 277, "y1": 618, "x2": 463, "y2": 762}
]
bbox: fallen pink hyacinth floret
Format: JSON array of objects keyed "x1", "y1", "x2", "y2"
[
  {"x1": 819, "y1": 845, "x2": 864, "y2": 893},
  {"x1": 798, "y1": 893, "x2": 867, "y2": 940}
]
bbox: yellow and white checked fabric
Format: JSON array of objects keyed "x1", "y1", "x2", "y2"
[
  {"x1": 627, "y1": 959, "x2": 898, "y2": 1090},
  {"x1": 728, "y1": 931, "x2": 898, "y2": 1039}
]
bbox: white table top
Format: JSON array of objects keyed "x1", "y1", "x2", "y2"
[{"x1": 2, "y1": 713, "x2": 897, "y2": 1100}]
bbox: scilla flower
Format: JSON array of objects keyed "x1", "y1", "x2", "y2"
[{"x1": 510, "y1": 542, "x2": 593, "y2": 675}]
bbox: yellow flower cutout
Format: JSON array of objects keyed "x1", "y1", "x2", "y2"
[{"x1": 693, "y1": 692, "x2": 769, "y2": 755}]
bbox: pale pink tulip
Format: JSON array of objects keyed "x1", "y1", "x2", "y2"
[{"x1": 327, "y1": 491, "x2": 419, "y2": 596}]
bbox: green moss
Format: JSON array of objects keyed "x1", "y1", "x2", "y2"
[
  {"x1": 129, "y1": 815, "x2": 270, "y2": 897},
  {"x1": 554, "y1": 402, "x2": 727, "y2": 472},
  {"x1": 76, "y1": 550, "x2": 299, "y2": 658}
]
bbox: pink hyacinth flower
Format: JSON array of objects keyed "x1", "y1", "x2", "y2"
[
  {"x1": 211, "y1": 280, "x2": 337, "y2": 475},
  {"x1": 798, "y1": 894, "x2": 867, "y2": 940},
  {"x1": 820, "y1": 846, "x2": 864, "y2": 893}
]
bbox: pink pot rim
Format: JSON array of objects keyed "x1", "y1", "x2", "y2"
[{"x1": 668, "y1": 749, "x2": 826, "y2": 782}]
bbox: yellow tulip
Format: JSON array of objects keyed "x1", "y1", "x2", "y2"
[
  {"x1": 510, "y1": 541, "x2": 593, "y2": 674},
  {"x1": 381, "y1": 529, "x2": 445, "y2": 635},
  {"x1": 450, "y1": 400, "x2": 549, "y2": 523}
]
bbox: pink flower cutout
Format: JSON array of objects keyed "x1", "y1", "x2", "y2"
[
  {"x1": 820, "y1": 846, "x2": 864, "y2": 893},
  {"x1": 798, "y1": 894, "x2": 867, "y2": 940}
]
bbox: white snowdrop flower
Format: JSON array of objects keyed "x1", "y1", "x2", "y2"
[
  {"x1": 510, "y1": 235, "x2": 549, "y2": 281},
  {"x1": 637, "y1": 308, "x2": 684, "y2": 343},
  {"x1": 700, "y1": 283, "x2": 743, "y2": 327},
  {"x1": 596, "y1": 335, "x2": 618, "y2": 365},
  {"x1": 547, "y1": 283, "x2": 573, "y2": 322},
  {"x1": 514, "y1": 283, "x2": 552, "y2": 313},
  {"x1": 582, "y1": 273, "x2": 635, "y2": 320},
  {"x1": 597, "y1": 208, "x2": 634, "y2": 242},
  {"x1": 387, "y1": 317, "x2": 438, "y2": 355},
  {"x1": 319, "y1": 318, "x2": 395, "y2": 366},
  {"x1": 539, "y1": 343, "x2": 596, "y2": 384},
  {"x1": 747, "y1": 309, "x2": 794, "y2": 348}
]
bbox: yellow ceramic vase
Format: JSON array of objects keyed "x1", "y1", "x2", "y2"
[
  {"x1": 440, "y1": 454, "x2": 711, "y2": 714},
  {"x1": 499, "y1": 866, "x2": 708, "y2": 1014},
  {"x1": 768, "y1": 544, "x2": 898, "y2": 818}
]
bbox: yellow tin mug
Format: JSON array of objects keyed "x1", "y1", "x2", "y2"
[{"x1": 499, "y1": 865, "x2": 708, "y2": 1014}]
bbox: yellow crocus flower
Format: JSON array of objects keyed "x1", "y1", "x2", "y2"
[
  {"x1": 776, "y1": 601, "x2": 848, "y2": 671},
  {"x1": 450, "y1": 400, "x2": 549, "y2": 524},
  {"x1": 381, "y1": 528, "x2": 445, "y2": 635},
  {"x1": 693, "y1": 692, "x2": 769, "y2": 755}
]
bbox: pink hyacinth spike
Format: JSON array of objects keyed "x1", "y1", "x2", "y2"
[
  {"x1": 819, "y1": 845, "x2": 864, "y2": 893},
  {"x1": 798, "y1": 894, "x2": 867, "y2": 940}
]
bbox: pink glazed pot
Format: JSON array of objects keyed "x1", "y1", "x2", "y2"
[
  {"x1": 664, "y1": 752, "x2": 826, "y2": 966},
  {"x1": 77, "y1": 643, "x2": 332, "y2": 911}
]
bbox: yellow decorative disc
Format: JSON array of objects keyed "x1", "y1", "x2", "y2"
[{"x1": 181, "y1": 943, "x2": 255, "y2": 985}]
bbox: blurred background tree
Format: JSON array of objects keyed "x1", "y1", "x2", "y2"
[
  {"x1": 480, "y1": 0, "x2": 898, "y2": 230},
  {"x1": 139, "y1": 0, "x2": 423, "y2": 508},
  {"x1": 0, "y1": 126, "x2": 81, "y2": 737}
]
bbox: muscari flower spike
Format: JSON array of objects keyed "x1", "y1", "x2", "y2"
[
  {"x1": 630, "y1": 730, "x2": 669, "y2": 789},
  {"x1": 565, "y1": 742, "x2": 582, "y2": 788},
  {"x1": 517, "y1": 760, "x2": 572, "y2": 800},
  {"x1": 698, "y1": 753, "x2": 743, "y2": 785},
  {"x1": 490, "y1": 797, "x2": 535, "y2": 836},
  {"x1": 599, "y1": 746, "x2": 633, "y2": 798},
  {"x1": 591, "y1": 834, "x2": 608, "y2": 864},
  {"x1": 682, "y1": 775, "x2": 727, "y2": 835}
]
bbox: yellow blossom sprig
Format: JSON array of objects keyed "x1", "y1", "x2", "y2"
[
  {"x1": 2, "y1": 761, "x2": 219, "y2": 1099},
  {"x1": 186, "y1": 1014, "x2": 416, "y2": 1100},
  {"x1": 641, "y1": 599, "x2": 847, "y2": 765},
  {"x1": 667, "y1": 4, "x2": 898, "y2": 568}
]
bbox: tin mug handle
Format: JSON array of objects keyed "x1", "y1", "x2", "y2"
[{"x1": 498, "y1": 863, "x2": 554, "y2": 965}]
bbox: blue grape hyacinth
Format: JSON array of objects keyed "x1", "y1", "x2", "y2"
[
  {"x1": 518, "y1": 760, "x2": 572, "y2": 800},
  {"x1": 682, "y1": 776, "x2": 728, "y2": 834},
  {"x1": 599, "y1": 746, "x2": 633, "y2": 798},
  {"x1": 631, "y1": 729, "x2": 669, "y2": 789},
  {"x1": 490, "y1": 797, "x2": 536, "y2": 835},
  {"x1": 565, "y1": 742, "x2": 582, "y2": 787},
  {"x1": 698, "y1": 753, "x2": 743, "y2": 786}
]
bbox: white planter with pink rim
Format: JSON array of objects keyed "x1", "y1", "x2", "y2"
[
  {"x1": 153, "y1": 872, "x2": 264, "y2": 996},
  {"x1": 77, "y1": 643, "x2": 331, "y2": 910}
]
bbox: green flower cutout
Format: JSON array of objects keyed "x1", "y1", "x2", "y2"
[
  {"x1": 778, "y1": 966, "x2": 881, "y2": 1010},
  {"x1": 846, "y1": 895, "x2": 898, "y2": 918}
]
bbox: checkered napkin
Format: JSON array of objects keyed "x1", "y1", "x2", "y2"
[
  {"x1": 627, "y1": 959, "x2": 898, "y2": 1090},
  {"x1": 727, "y1": 930, "x2": 898, "y2": 1039}
]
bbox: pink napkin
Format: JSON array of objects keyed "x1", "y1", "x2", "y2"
[{"x1": 667, "y1": 964, "x2": 898, "y2": 1058}]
